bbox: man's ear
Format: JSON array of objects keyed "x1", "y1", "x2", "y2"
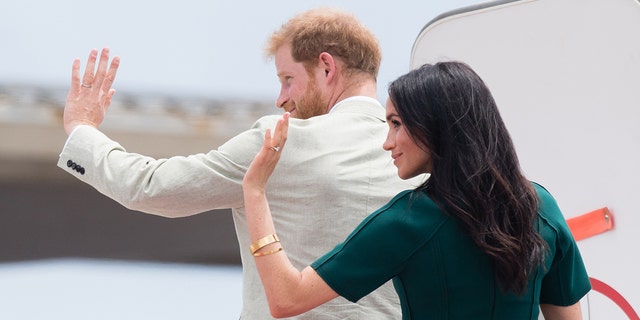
[{"x1": 318, "y1": 52, "x2": 336, "y2": 80}]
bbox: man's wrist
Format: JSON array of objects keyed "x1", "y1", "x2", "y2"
[
  {"x1": 60, "y1": 124, "x2": 94, "y2": 156},
  {"x1": 64, "y1": 122, "x2": 95, "y2": 136}
]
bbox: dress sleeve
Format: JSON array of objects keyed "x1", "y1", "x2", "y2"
[
  {"x1": 536, "y1": 185, "x2": 592, "y2": 305},
  {"x1": 311, "y1": 191, "x2": 446, "y2": 302}
]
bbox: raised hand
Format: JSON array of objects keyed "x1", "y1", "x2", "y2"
[
  {"x1": 63, "y1": 48, "x2": 120, "y2": 135},
  {"x1": 243, "y1": 113, "x2": 290, "y2": 193}
]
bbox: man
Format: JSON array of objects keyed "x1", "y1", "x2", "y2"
[{"x1": 59, "y1": 8, "x2": 421, "y2": 319}]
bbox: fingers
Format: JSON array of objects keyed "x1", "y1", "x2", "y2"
[
  {"x1": 244, "y1": 114, "x2": 290, "y2": 189},
  {"x1": 104, "y1": 88, "x2": 117, "y2": 111},
  {"x1": 69, "y1": 58, "x2": 82, "y2": 97},
  {"x1": 273, "y1": 112, "x2": 290, "y2": 151},
  {"x1": 76, "y1": 48, "x2": 120, "y2": 106},
  {"x1": 262, "y1": 113, "x2": 290, "y2": 154},
  {"x1": 79, "y1": 48, "x2": 119, "y2": 93},
  {"x1": 81, "y1": 48, "x2": 98, "y2": 87},
  {"x1": 92, "y1": 48, "x2": 111, "y2": 89},
  {"x1": 263, "y1": 128, "x2": 273, "y2": 150},
  {"x1": 63, "y1": 48, "x2": 119, "y2": 135},
  {"x1": 102, "y1": 56, "x2": 120, "y2": 92}
]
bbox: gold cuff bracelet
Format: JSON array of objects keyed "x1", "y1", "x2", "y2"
[
  {"x1": 253, "y1": 247, "x2": 283, "y2": 257},
  {"x1": 249, "y1": 234, "x2": 280, "y2": 254}
]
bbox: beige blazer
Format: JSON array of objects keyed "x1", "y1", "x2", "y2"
[{"x1": 58, "y1": 97, "x2": 423, "y2": 319}]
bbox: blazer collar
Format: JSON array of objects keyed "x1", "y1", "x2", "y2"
[{"x1": 329, "y1": 96, "x2": 385, "y2": 121}]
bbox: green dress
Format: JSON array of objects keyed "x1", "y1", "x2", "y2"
[{"x1": 311, "y1": 182, "x2": 591, "y2": 319}]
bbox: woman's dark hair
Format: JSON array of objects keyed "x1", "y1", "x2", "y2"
[{"x1": 388, "y1": 61, "x2": 547, "y2": 294}]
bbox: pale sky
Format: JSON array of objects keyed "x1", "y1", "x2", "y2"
[{"x1": 0, "y1": 0, "x2": 485, "y2": 102}]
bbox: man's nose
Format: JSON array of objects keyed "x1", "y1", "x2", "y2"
[{"x1": 276, "y1": 91, "x2": 288, "y2": 108}]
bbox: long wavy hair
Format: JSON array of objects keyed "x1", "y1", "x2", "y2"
[{"x1": 388, "y1": 61, "x2": 547, "y2": 294}]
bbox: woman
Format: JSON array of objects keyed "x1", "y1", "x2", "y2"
[{"x1": 242, "y1": 61, "x2": 591, "y2": 319}]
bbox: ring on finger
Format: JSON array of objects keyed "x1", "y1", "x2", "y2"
[
  {"x1": 81, "y1": 83, "x2": 92, "y2": 88},
  {"x1": 270, "y1": 146, "x2": 280, "y2": 152}
]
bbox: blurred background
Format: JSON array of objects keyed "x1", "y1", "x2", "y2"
[{"x1": 0, "y1": 0, "x2": 484, "y2": 318}]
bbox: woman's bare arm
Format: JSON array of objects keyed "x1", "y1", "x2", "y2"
[
  {"x1": 242, "y1": 113, "x2": 339, "y2": 318},
  {"x1": 540, "y1": 301, "x2": 583, "y2": 320}
]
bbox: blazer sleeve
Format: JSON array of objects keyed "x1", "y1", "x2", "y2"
[{"x1": 57, "y1": 117, "x2": 276, "y2": 217}]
